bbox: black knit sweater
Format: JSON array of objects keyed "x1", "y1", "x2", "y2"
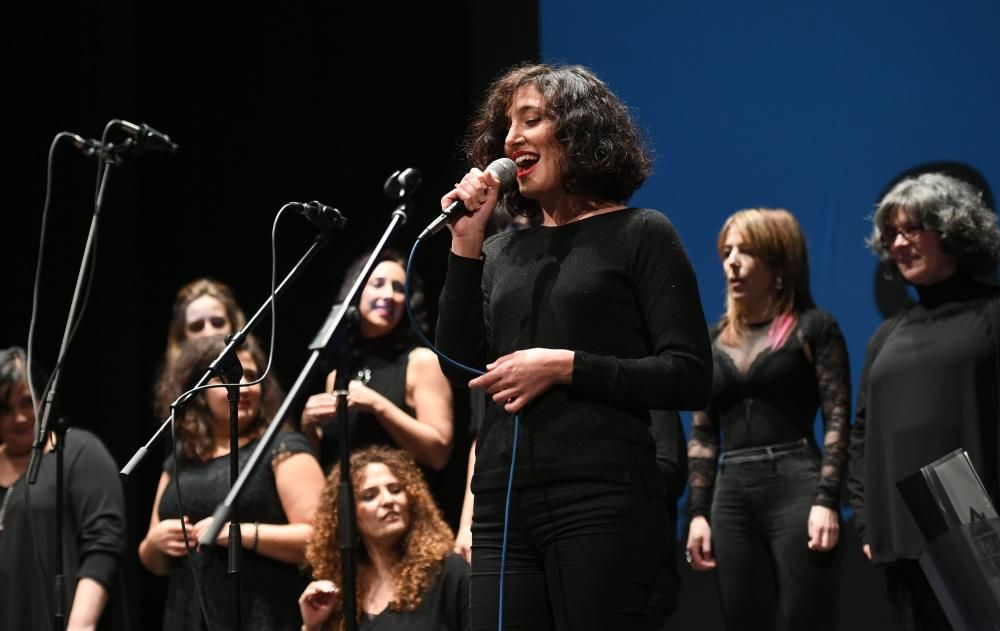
[{"x1": 436, "y1": 208, "x2": 712, "y2": 492}]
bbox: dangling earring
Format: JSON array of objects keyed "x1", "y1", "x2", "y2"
[{"x1": 775, "y1": 275, "x2": 784, "y2": 291}]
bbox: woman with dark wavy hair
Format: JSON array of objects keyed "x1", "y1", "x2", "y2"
[
  {"x1": 299, "y1": 446, "x2": 469, "y2": 631},
  {"x1": 139, "y1": 335, "x2": 325, "y2": 630},
  {"x1": 435, "y1": 63, "x2": 711, "y2": 630},
  {"x1": 300, "y1": 249, "x2": 453, "y2": 474},
  {"x1": 848, "y1": 172, "x2": 1000, "y2": 631}
]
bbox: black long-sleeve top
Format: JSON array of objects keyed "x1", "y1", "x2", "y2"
[
  {"x1": 848, "y1": 273, "x2": 1000, "y2": 564},
  {"x1": 0, "y1": 428, "x2": 127, "y2": 631},
  {"x1": 435, "y1": 208, "x2": 712, "y2": 493},
  {"x1": 687, "y1": 309, "x2": 851, "y2": 519}
]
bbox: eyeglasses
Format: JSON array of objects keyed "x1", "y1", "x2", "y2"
[
  {"x1": 186, "y1": 315, "x2": 228, "y2": 334},
  {"x1": 880, "y1": 223, "x2": 925, "y2": 249}
]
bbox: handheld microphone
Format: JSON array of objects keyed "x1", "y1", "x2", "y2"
[
  {"x1": 290, "y1": 201, "x2": 347, "y2": 230},
  {"x1": 113, "y1": 119, "x2": 180, "y2": 153},
  {"x1": 418, "y1": 157, "x2": 517, "y2": 241}
]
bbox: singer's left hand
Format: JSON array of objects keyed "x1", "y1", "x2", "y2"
[{"x1": 469, "y1": 348, "x2": 574, "y2": 413}]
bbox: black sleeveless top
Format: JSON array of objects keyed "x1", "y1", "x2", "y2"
[{"x1": 317, "y1": 337, "x2": 416, "y2": 470}]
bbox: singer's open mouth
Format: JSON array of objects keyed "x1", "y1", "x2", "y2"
[{"x1": 513, "y1": 152, "x2": 540, "y2": 176}]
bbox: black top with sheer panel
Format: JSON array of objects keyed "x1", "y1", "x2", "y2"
[{"x1": 687, "y1": 308, "x2": 851, "y2": 520}]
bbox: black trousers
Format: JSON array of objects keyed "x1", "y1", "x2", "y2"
[
  {"x1": 469, "y1": 471, "x2": 667, "y2": 631},
  {"x1": 884, "y1": 559, "x2": 953, "y2": 631},
  {"x1": 711, "y1": 443, "x2": 841, "y2": 631}
]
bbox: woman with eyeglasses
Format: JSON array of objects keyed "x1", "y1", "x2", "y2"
[
  {"x1": 685, "y1": 208, "x2": 850, "y2": 631},
  {"x1": 848, "y1": 172, "x2": 1000, "y2": 631}
]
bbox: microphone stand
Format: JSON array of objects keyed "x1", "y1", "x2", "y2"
[
  {"x1": 211, "y1": 351, "x2": 245, "y2": 631},
  {"x1": 121, "y1": 206, "x2": 340, "y2": 630},
  {"x1": 27, "y1": 133, "x2": 147, "y2": 631},
  {"x1": 120, "y1": 223, "x2": 336, "y2": 478},
  {"x1": 198, "y1": 172, "x2": 417, "y2": 631}
]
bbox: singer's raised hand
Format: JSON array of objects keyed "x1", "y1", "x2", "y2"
[{"x1": 444, "y1": 168, "x2": 502, "y2": 258}]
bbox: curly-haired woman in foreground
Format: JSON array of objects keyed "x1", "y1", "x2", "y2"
[{"x1": 300, "y1": 446, "x2": 469, "y2": 631}]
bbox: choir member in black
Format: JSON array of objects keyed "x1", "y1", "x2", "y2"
[
  {"x1": 299, "y1": 446, "x2": 469, "y2": 631},
  {"x1": 848, "y1": 172, "x2": 1000, "y2": 631},
  {"x1": 163, "y1": 277, "x2": 247, "y2": 367},
  {"x1": 0, "y1": 346, "x2": 127, "y2": 631},
  {"x1": 685, "y1": 208, "x2": 850, "y2": 631},
  {"x1": 139, "y1": 335, "x2": 325, "y2": 630},
  {"x1": 300, "y1": 250, "x2": 454, "y2": 473},
  {"x1": 435, "y1": 63, "x2": 712, "y2": 630}
]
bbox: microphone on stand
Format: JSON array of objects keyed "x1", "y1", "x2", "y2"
[
  {"x1": 112, "y1": 119, "x2": 180, "y2": 153},
  {"x1": 66, "y1": 133, "x2": 103, "y2": 158},
  {"x1": 290, "y1": 201, "x2": 348, "y2": 230},
  {"x1": 417, "y1": 157, "x2": 517, "y2": 240}
]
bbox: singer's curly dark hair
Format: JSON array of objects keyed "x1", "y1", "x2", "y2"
[{"x1": 465, "y1": 63, "x2": 653, "y2": 219}]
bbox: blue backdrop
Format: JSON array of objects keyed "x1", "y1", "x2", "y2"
[{"x1": 540, "y1": 0, "x2": 1000, "y2": 522}]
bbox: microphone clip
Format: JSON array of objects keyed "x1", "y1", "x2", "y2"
[
  {"x1": 384, "y1": 167, "x2": 421, "y2": 224},
  {"x1": 383, "y1": 168, "x2": 422, "y2": 200}
]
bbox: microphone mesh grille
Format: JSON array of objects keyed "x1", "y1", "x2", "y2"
[{"x1": 486, "y1": 158, "x2": 518, "y2": 188}]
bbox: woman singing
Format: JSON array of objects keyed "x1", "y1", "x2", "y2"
[
  {"x1": 434, "y1": 63, "x2": 712, "y2": 630},
  {"x1": 685, "y1": 208, "x2": 850, "y2": 631}
]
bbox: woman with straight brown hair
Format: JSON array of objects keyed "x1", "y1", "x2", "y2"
[
  {"x1": 686, "y1": 208, "x2": 850, "y2": 631},
  {"x1": 164, "y1": 278, "x2": 248, "y2": 367}
]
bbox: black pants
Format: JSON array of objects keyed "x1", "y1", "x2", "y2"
[
  {"x1": 711, "y1": 442, "x2": 840, "y2": 631},
  {"x1": 469, "y1": 472, "x2": 667, "y2": 631},
  {"x1": 884, "y1": 559, "x2": 953, "y2": 631}
]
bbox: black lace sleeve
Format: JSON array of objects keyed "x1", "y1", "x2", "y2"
[
  {"x1": 808, "y1": 311, "x2": 851, "y2": 509},
  {"x1": 687, "y1": 404, "x2": 720, "y2": 520}
]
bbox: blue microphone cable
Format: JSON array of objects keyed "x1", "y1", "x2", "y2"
[{"x1": 406, "y1": 238, "x2": 518, "y2": 631}]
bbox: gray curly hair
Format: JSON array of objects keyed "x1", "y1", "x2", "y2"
[{"x1": 868, "y1": 172, "x2": 1000, "y2": 276}]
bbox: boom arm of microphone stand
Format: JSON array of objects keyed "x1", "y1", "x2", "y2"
[
  {"x1": 119, "y1": 230, "x2": 334, "y2": 478},
  {"x1": 197, "y1": 207, "x2": 408, "y2": 547}
]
